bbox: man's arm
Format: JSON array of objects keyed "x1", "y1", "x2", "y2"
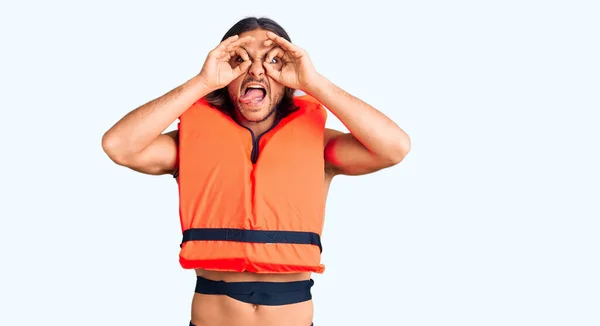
[
  {"x1": 261, "y1": 31, "x2": 410, "y2": 176},
  {"x1": 101, "y1": 34, "x2": 255, "y2": 176},
  {"x1": 306, "y1": 75, "x2": 411, "y2": 176},
  {"x1": 101, "y1": 75, "x2": 211, "y2": 175}
]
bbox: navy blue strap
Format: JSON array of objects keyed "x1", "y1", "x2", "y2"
[{"x1": 181, "y1": 228, "x2": 322, "y2": 253}]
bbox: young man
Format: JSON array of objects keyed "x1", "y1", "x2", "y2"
[{"x1": 102, "y1": 17, "x2": 411, "y2": 326}]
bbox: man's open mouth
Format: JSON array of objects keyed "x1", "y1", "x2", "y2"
[{"x1": 240, "y1": 84, "x2": 267, "y2": 105}]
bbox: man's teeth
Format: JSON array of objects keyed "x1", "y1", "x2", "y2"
[{"x1": 245, "y1": 85, "x2": 265, "y2": 94}]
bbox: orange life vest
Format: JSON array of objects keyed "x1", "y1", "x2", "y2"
[{"x1": 176, "y1": 95, "x2": 327, "y2": 274}]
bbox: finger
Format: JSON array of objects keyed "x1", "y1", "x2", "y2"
[
  {"x1": 232, "y1": 59, "x2": 252, "y2": 77},
  {"x1": 228, "y1": 46, "x2": 250, "y2": 63},
  {"x1": 222, "y1": 37, "x2": 253, "y2": 59},
  {"x1": 264, "y1": 46, "x2": 284, "y2": 64},
  {"x1": 216, "y1": 35, "x2": 239, "y2": 51},
  {"x1": 263, "y1": 62, "x2": 281, "y2": 81},
  {"x1": 236, "y1": 46, "x2": 250, "y2": 61},
  {"x1": 209, "y1": 36, "x2": 238, "y2": 59},
  {"x1": 212, "y1": 49, "x2": 229, "y2": 61},
  {"x1": 263, "y1": 39, "x2": 274, "y2": 47},
  {"x1": 265, "y1": 31, "x2": 302, "y2": 55},
  {"x1": 220, "y1": 51, "x2": 231, "y2": 62},
  {"x1": 227, "y1": 35, "x2": 254, "y2": 51},
  {"x1": 216, "y1": 35, "x2": 253, "y2": 56}
]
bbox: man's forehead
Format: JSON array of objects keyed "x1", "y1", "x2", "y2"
[{"x1": 239, "y1": 29, "x2": 275, "y2": 55}]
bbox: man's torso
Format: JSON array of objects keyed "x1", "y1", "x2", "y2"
[{"x1": 185, "y1": 129, "x2": 337, "y2": 326}]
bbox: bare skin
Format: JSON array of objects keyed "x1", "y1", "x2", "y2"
[{"x1": 102, "y1": 28, "x2": 411, "y2": 326}]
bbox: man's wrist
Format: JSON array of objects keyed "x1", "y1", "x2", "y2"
[
  {"x1": 187, "y1": 74, "x2": 215, "y2": 98},
  {"x1": 303, "y1": 72, "x2": 328, "y2": 97}
]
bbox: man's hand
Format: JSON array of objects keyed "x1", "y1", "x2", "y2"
[
  {"x1": 262, "y1": 31, "x2": 320, "y2": 91},
  {"x1": 198, "y1": 35, "x2": 254, "y2": 91}
]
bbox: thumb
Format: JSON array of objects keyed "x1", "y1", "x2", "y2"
[
  {"x1": 232, "y1": 60, "x2": 252, "y2": 77},
  {"x1": 263, "y1": 62, "x2": 281, "y2": 82}
]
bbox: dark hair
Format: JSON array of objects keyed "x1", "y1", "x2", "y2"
[{"x1": 204, "y1": 17, "x2": 298, "y2": 118}]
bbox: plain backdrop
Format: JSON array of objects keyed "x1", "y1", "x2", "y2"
[{"x1": 1, "y1": 0, "x2": 599, "y2": 325}]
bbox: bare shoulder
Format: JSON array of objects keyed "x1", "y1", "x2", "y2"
[
  {"x1": 323, "y1": 128, "x2": 344, "y2": 177},
  {"x1": 323, "y1": 128, "x2": 343, "y2": 154}
]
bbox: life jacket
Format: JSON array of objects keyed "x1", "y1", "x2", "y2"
[{"x1": 176, "y1": 94, "x2": 327, "y2": 274}]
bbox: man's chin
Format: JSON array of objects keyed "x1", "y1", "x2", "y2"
[
  {"x1": 237, "y1": 101, "x2": 272, "y2": 122},
  {"x1": 240, "y1": 109, "x2": 271, "y2": 123},
  {"x1": 240, "y1": 103, "x2": 264, "y2": 113}
]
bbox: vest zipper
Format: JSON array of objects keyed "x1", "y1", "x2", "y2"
[{"x1": 239, "y1": 118, "x2": 281, "y2": 164}]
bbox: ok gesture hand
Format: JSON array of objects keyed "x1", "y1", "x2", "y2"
[
  {"x1": 262, "y1": 32, "x2": 319, "y2": 91},
  {"x1": 198, "y1": 35, "x2": 254, "y2": 91}
]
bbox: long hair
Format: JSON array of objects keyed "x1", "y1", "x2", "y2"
[{"x1": 204, "y1": 17, "x2": 298, "y2": 118}]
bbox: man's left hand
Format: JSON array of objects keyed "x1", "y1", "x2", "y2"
[{"x1": 262, "y1": 31, "x2": 320, "y2": 91}]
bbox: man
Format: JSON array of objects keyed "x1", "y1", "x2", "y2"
[{"x1": 102, "y1": 17, "x2": 410, "y2": 326}]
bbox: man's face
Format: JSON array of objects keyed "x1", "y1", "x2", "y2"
[{"x1": 226, "y1": 28, "x2": 285, "y2": 123}]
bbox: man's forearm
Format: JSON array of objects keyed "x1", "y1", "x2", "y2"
[
  {"x1": 102, "y1": 75, "x2": 212, "y2": 159},
  {"x1": 305, "y1": 74, "x2": 411, "y2": 161}
]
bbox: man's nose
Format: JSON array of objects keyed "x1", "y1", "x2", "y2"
[{"x1": 248, "y1": 60, "x2": 265, "y2": 77}]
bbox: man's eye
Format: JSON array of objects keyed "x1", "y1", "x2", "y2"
[
  {"x1": 236, "y1": 56, "x2": 244, "y2": 63},
  {"x1": 270, "y1": 58, "x2": 278, "y2": 64}
]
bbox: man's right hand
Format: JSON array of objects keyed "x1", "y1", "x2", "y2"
[{"x1": 198, "y1": 35, "x2": 254, "y2": 91}]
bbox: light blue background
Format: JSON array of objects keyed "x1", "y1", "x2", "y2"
[{"x1": 1, "y1": 0, "x2": 598, "y2": 325}]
